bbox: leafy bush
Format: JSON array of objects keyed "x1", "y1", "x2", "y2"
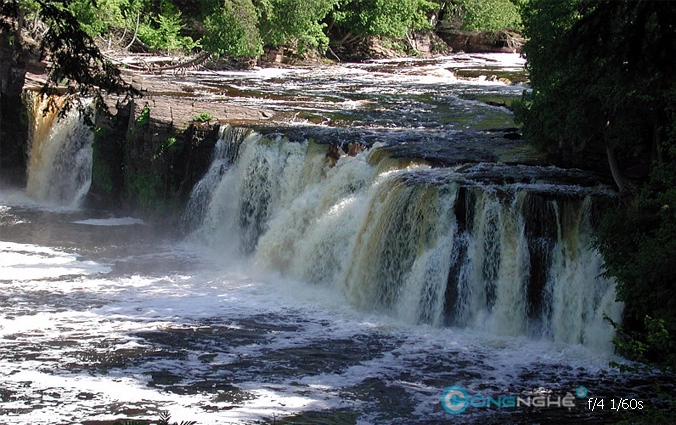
[
  {"x1": 134, "y1": 104, "x2": 150, "y2": 130},
  {"x1": 202, "y1": 0, "x2": 263, "y2": 58},
  {"x1": 332, "y1": 0, "x2": 437, "y2": 38},
  {"x1": 68, "y1": 0, "x2": 129, "y2": 36},
  {"x1": 453, "y1": 0, "x2": 523, "y2": 32},
  {"x1": 136, "y1": 1, "x2": 199, "y2": 53},
  {"x1": 112, "y1": 411, "x2": 197, "y2": 425},
  {"x1": 257, "y1": 0, "x2": 339, "y2": 53},
  {"x1": 595, "y1": 142, "x2": 676, "y2": 369},
  {"x1": 192, "y1": 111, "x2": 213, "y2": 122},
  {"x1": 22, "y1": 0, "x2": 133, "y2": 96},
  {"x1": 66, "y1": 0, "x2": 198, "y2": 53}
]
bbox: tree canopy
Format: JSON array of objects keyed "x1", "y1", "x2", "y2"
[
  {"x1": 516, "y1": 0, "x2": 676, "y2": 186},
  {"x1": 331, "y1": 0, "x2": 436, "y2": 39},
  {"x1": 1, "y1": 0, "x2": 133, "y2": 98},
  {"x1": 515, "y1": 0, "x2": 676, "y2": 369},
  {"x1": 3, "y1": 0, "x2": 525, "y2": 62},
  {"x1": 452, "y1": 0, "x2": 523, "y2": 32},
  {"x1": 202, "y1": 0, "x2": 262, "y2": 58},
  {"x1": 257, "y1": 0, "x2": 339, "y2": 53}
]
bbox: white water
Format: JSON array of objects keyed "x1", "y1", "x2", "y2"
[
  {"x1": 73, "y1": 217, "x2": 146, "y2": 226},
  {"x1": 25, "y1": 94, "x2": 94, "y2": 208},
  {"x1": 0, "y1": 192, "x2": 632, "y2": 424},
  {"x1": 185, "y1": 131, "x2": 623, "y2": 352},
  {"x1": 182, "y1": 125, "x2": 254, "y2": 231}
]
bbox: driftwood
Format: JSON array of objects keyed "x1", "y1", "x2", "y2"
[
  {"x1": 149, "y1": 52, "x2": 211, "y2": 74},
  {"x1": 102, "y1": 52, "x2": 211, "y2": 74}
]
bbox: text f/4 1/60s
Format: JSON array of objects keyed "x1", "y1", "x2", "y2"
[{"x1": 587, "y1": 397, "x2": 644, "y2": 411}]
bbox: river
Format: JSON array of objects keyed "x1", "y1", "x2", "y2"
[{"x1": 0, "y1": 53, "x2": 667, "y2": 424}]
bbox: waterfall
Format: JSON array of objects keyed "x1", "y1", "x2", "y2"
[
  {"x1": 182, "y1": 125, "x2": 253, "y2": 231},
  {"x1": 185, "y1": 130, "x2": 622, "y2": 351},
  {"x1": 26, "y1": 94, "x2": 94, "y2": 207}
]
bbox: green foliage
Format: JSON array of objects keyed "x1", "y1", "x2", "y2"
[
  {"x1": 23, "y1": 0, "x2": 448, "y2": 60},
  {"x1": 452, "y1": 0, "x2": 523, "y2": 32},
  {"x1": 613, "y1": 406, "x2": 676, "y2": 425},
  {"x1": 608, "y1": 316, "x2": 676, "y2": 371},
  {"x1": 595, "y1": 139, "x2": 676, "y2": 369},
  {"x1": 92, "y1": 127, "x2": 114, "y2": 194},
  {"x1": 256, "y1": 0, "x2": 339, "y2": 52},
  {"x1": 137, "y1": 1, "x2": 199, "y2": 53},
  {"x1": 6, "y1": 0, "x2": 524, "y2": 64},
  {"x1": 154, "y1": 134, "x2": 179, "y2": 160},
  {"x1": 381, "y1": 38, "x2": 406, "y2": 54},
  {"x1": 124, "y1": 169, "x2": 162, "y2": 210},
  {"x1": 202, "y1": 0, "x2": 263, "y2": 58},
  {"x1": 157, "y1": 411, "x2": 197, "y2": 425},
  {"x1": 16, "y1": 1, "x2": 132, "y2": 96},
  {"x1": 111, "y1": 411, "x2": 196, "y2": 425},
  {"x1": 67, "y1": 0, "x2": 131, "y2": 36},
  {"x1": 17, "y1": 0, "x2": 42, "y2": 15},
  {"x1": 515, "y1": 1, "x2": 676, "y2": 158},
  {"x1": 192, "y1": 111, "x2": 213, "y2": 122},
  {"x1": 1, "y1": 0, "x2": 137, "y2": 108},
  {"x1": 512, "y1": 0, "x2": 590, "y2": 152},
  {"x1": 332, "y1": 0, "x2": 436, "y2": 38},
  {"x1": 65, "y1": 0, "x2": 199, "y2": 53},
  {"x1": 608, "y1": 317, "x2": 676, "y2": 424},
  {"x1": 134, "y1": 104, "x2": 150, "y2": 129}
]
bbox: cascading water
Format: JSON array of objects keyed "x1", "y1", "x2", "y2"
[
  {"x1": 185, "y1": 128, "x2": 623, "y2": 352},
  {"x1": 25, "y1": 93, "x2": 94, "y2": 207},
  {"x1": 182, "y1": 124, "x2": 253, "y2": 231}
]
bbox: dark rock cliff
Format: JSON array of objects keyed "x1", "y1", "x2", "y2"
[{"x1": 0, "y1": 35, "x2": 29, "y2": 186}]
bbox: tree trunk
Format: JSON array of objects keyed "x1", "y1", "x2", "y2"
[
  {"x1": 605, "y1": 142, "x2": 638, "y2": 196},
  {"x1": 338, "y1": 31, "x2": 354, "y2": 46},
  {"x1": 653, "y1": 112, "x2": 663, "y2": 164},
  {"x1": 16, "y1": 8, "x2": 24, "y2": 47}
]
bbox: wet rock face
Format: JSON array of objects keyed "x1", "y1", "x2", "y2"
[
  {"x1": 0, "y1": 38, "x2": 29, "y2": 183},
  {"x1": 83, "y1": 63, "x2": 284, "y2": 214},
  {"x1": 87, "y1": 101, "x2": 222, "y2": 217},
  {"x1": 435, "y1": 28, "x2": 525, "y2": 54}
]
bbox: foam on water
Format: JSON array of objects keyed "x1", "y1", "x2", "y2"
[
  {"x1": 0, "y1": 241, "x2": 110, "y2": 281},
  {"x1": 160, "y1": 53, "x2": 524, "y2": 133},
  {"x1": 0, "y1": 226, "x2": 635, "y2": 424},
  {"x1": 72, "y1": 217, "x2": 146, "y2": 226}
]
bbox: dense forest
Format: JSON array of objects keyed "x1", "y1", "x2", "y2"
[
  {"x1": 1, "y1": 0, "x2": 675, "y2": 376},
  {"x1": 4, "y1": 0, "x2": 523, "y2": 60}
]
